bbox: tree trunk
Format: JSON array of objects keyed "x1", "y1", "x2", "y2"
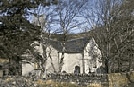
[{"x1": 105, "y1": 59, "x2": 109, "y2": 73}]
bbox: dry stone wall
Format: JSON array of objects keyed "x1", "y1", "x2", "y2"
[
  {"x1": 46, "y1": 73, "x2": 108, "y2": 86},
  {"x1": 0, "y1": 71, "x2": 134, "y2": 87},
  {"x1": 46, "y1": 71, "x2": 134, "y2": 87}
]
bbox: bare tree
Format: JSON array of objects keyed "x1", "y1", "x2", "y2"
[
  {"x1": 25, "y1": 4, "x2": 57, "y2": 78},
  {"x1": 48, "y1": 0, "x2": 87, "y2": 72},
  {"x1": 30, "y1": 14, "x2": 50, "y2": 78},
  {"x1": 82, "y1": 0, "x2": 134, "y2": 73}
]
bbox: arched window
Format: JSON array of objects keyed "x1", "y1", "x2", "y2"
[{"x1": 74, "y1": 65, "x2": 80, "y2": 74}]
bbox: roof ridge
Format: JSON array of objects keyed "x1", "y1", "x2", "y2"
[{"x1": 67, "y1": 37, "x2": 87, "y2": 42}]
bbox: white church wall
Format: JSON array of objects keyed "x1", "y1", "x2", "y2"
[
  {"x1": 45, "y1": 45, "x2": 60, "y2": 73},
  {"x1": 22, "y1": 43, "x2": 60, "y2": 76},
  {"x1": 60, "y1": 53, "x2": 83, "y2": 73},
  {"x1": 22, "y1": 62, "x2": 34, "y2": 76},
  {"x1": 22, "y1": 62, "x2": 42, "y2": 77},
  {"x1": 84, "y1": 38, "x2": 102, "y2": 74}
]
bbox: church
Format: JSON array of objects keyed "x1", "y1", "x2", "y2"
[{"x1": 22, "y1": 37, "x2": 103, "y2": 76}]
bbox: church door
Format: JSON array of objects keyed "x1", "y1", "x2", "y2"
[{"x1": 74, "y1": 66, "x2": 80, "y2": 74}]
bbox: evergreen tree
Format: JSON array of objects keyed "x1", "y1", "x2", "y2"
[{"x1": 0, "y1": 0, "x2": 57, "y2": 75}]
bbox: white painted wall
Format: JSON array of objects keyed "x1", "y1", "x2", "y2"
[
  {"x1": 22, "y1": 62, "x2": 42, "y2": 77},
  {"x1": 61, "y1": 53, "x2": 83, "y2": 73},
  {"x1": 22, "y1": 41, "x2": 45, "y2": 76},
  {"x1": 84, "y1": 38, "x2": 102, "y2": 73},
  {"x1": 45, "y1": 45, "x2": 59, "y2": 73},
  {"x1": 22, "y1": 44, "x2": 60, "y2": 76},
  {"x1": 22, "y1": 62, "x2": 34, "y2": 76}
]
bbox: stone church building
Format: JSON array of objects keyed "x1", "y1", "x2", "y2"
[{"x1": 22, "y1": 37, "x2": 103, "y2": 76}]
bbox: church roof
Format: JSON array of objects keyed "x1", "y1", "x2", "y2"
[
  {"x1": 49, "y1": 40, "x2": 63, "y2": 52},
  {"x1": 49, "y1": 37, "x2": 90, "y2": 53},
  {"x1": 65, "y1": 38, "x2": 89, "y2": 53}
]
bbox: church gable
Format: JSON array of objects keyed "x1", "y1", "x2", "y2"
[{"x1": 84, "y1": 38, "x2": 102, "y2": 73}]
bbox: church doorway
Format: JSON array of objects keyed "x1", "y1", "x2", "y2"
[{"x1": 74, "y1": 65, "x2": 80, "y2": 74}]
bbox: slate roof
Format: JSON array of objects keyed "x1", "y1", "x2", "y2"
[
  {"x1": 49, "y1": 40, "x2": 63, "y2": 52},
  {"x1": 49, "y1": 37, "x2": 90, "y2": 53}
]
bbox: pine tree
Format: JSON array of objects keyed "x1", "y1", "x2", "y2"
[{"x1": 0, "y1": 0, "x2": 58, "y2": 75}]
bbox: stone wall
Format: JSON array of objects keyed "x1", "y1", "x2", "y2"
[
  {"x1": 46, "y1": 71, "x2": 134, "y2": 87},
  {"x1": 46, "y1": 73, "x2": 108, "y2": 86},
  {"x1": 0, "y1": 71, "x2": 134, "y2": 87},
  {"x1": 108, "y1": 73, "x2": 128, "y2": 87},
  {"x1": 0, "y1": 76, "x2": 38, "y2": 87}
]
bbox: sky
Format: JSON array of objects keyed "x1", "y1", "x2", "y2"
[
  {"x1": 0, "y1": 0, "x2": 123, "y2": 34},
  {"x1": 26, "y1": 0, "x2": 98, "y2": 34},
  {"x1": 0, "y1": 0, "x2": 110, "y2": 34}
]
